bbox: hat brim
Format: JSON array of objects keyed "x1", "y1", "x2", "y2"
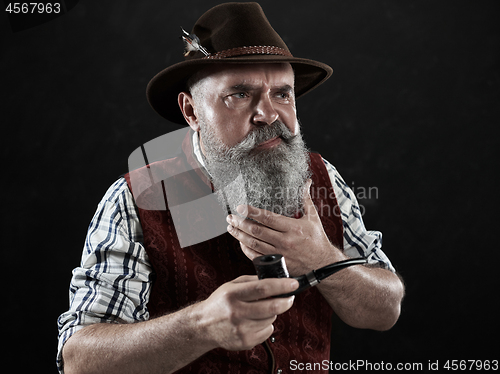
[{"x1": 146, "y1": 55, "x2": 333, "y2": 124}]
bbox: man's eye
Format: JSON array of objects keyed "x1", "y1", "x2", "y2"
[
  {"x1": 232, "y1": 92, "x2": 248, "y2": 99},
  {"x1": 275, "y1": 92, "x2": 292, "y2": 101}
]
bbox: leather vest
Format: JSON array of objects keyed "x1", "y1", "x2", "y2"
[{"x1": 124, "y1": 131, "x2": 344, "y2": 373}]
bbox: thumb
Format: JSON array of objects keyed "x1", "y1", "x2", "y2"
[{"x1": 301, "y1": 179, "x2": 318, "y2": 218}]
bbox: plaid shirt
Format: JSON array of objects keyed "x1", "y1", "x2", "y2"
[{"x1": 56, "y1": 136, "x2": 396, "y2": 373}]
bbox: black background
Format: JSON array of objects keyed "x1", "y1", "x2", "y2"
[{"x1": 2, "y1": 0, "x2": 499, "y2": 372}]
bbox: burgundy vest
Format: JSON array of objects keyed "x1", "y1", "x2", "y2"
[{"x1": 124, "y1": 131, "x2": 344, "y2": 374}]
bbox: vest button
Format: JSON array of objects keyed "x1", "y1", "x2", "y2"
[
  {"x1": 277, "y1": 369, "x2": 283, "y2": 374},
  {"x1": 270, "y1": 337, "x2": 276, "y2": 343}
]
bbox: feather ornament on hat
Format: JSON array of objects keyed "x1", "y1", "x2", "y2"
[{"x1": 180, "y1": 27, "x2": 209, "y2": 57}]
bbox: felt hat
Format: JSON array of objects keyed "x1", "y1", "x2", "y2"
[{"x1": 147, "y1": 2, "x2": 333, "y2": 124}]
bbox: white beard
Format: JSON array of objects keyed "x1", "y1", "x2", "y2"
[{"x1": 200, "y1": 120, "x2": 311, "y2": 217}]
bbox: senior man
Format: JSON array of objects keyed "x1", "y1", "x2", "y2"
[{"x1": 57, "y1": 3, "x2": 404, "y2": 374}]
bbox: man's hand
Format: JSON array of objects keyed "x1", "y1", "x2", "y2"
[
  {"x1": 225, "y1": 180, "x2": 404, "y2": 332},
  {"x1": 198, "y1": 275, "x2": 298, "y2": 351},
  {"x1": 226, "y1": 179, "x2": 343, "y2": 276},
  {"x1": 63, "y1": 276, "x2": 299, "y2": 374}
]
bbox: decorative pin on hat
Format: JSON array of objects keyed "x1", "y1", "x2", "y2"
[{"x1": 180, "y1": 27, "x2": 209, "y2": 57}]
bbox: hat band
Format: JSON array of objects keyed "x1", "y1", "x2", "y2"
[{"x1": 203, "y1": 45, "x2": 293, "y2": 60}]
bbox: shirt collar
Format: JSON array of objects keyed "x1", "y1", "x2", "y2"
[{"x1": 192, "y1": 130, "x2": 211, "y2": 175}]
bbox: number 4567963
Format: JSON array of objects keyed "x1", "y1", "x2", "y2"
[
  {"x1": 5, "y1": 3, "x2": 61, "y2": 14},
  {"x1": 444, "y1": 360, "x2": 498, "y2": 371}
]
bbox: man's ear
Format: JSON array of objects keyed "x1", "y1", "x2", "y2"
[{"x1": 178, "y1": 91, "x2": 200, "y2": 132}]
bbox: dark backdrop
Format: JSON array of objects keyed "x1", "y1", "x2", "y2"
[{"x1": 2, "y1": 0, "x2": 499, "y2": 372}]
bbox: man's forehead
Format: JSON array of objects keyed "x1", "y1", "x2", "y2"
[{"x1": 198, "y1": 63, "x2": 294, "y2": 88}]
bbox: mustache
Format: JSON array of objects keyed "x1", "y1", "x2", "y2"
[{"x1": 231, "y1": 121, "x2": 297, "y2": 153}]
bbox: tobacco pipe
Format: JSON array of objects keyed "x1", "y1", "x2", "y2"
[{"x1": 253, "y1": 254, "x2": 368, "y2": 297}]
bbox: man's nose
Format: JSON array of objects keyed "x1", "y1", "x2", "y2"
[{"x1": 252, "y1": 94, "x2": 279, "y2": 126}]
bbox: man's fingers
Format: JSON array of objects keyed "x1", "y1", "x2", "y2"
[
  {"x1": 204, "y1": 277, "x2": 298, "y2": 351},
  {"x1": 227, "y1": 220, "x2": 276, "y2": 253},
  {"x1": 251, "y1": 323, "x2": 274, "y2": 344},
  {"x1": 231, "y1": 275, "x2": 259, "y2": 284},
  {"x1": 240, "y1": 243, "x2": 264, "y2": 261},
  {"x1": 301, "y1": 178, "x2": 320, "y2": 219},
  {"x1": 242, "y1": 297, "x2": 295, "y2": 321},
  {"x1": 235, "y1": 205, "x2": 290, "y2": 232},
  {"x1": 233, "y1": 277, "x2": 299, "y2": 302}
]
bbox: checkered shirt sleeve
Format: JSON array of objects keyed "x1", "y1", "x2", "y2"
[
  {"x1": 323, "y1": 158, "x2": 395, "y2": 272},
  {"x1": 56, "y1": 178, "x2": 152, "y2": 373}
]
